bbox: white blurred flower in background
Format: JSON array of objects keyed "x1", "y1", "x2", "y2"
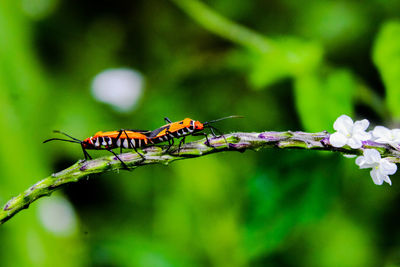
[
  {"x1": 91, "y1": 68, "x2": 144, "y2": 112},
  {"x1": 37, "y1": 196, "x2": 77, "y2": 236}
]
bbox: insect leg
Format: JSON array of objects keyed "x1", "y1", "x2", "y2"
[
  {"x1": 208, "y1": 125, "x2": 228, "y2": 145},
  {"x1": 176, "y1": 136, "x2": 186, "y2": 155},
  {"x1": 192, "y1": 132, "x2": 215, "y2": 147},
  {"x1": 122, "y1": 129, "x2": 145, "y2": 162},
  {"x1": 106, "y1": 148, "x2": 129, "y2": 170},
  {"x1": 209, "y1": 127, "x2": 217, "y2": 137},
  {"x1": 164, "y1": 117, "x2": 172, "y2": 123},
  {"x1": 81, "y1": 144, "x2": 92, "y2": 160},
  {"x1": 114, "y1": 129, "x2": 125, "y2": 154},
  {"x1": 165, "y1": 130, "x2": 174, "y2": 152},
  {"x1": 133, "y1": 147, "x2": 146, "y2": 163}
]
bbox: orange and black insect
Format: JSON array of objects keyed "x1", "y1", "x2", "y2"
[
  {"x1": 44, "y1": 129, "x2": 153, "y2": 168},
  {"x1": 147, "y1": 115, "x2": 241, "y2": 152}
]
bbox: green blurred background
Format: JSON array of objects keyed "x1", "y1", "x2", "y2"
[{"x1": 1, "y1": 0, "x2": 400, "y2": 266}]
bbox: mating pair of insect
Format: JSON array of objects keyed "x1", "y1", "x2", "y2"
[{"x1": 44, "y1": 116, "x2": 240, "y2": 168}]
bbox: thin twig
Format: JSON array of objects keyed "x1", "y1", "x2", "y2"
[
  {"x1": 1, "y1": 131, "x2": 399, "y2": 225},
  {"x1": 170, "y1": 0, "x2": 275, "y2": 53}
]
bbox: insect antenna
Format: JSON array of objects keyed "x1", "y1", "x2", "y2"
[
  {"x1": 43, "y1": 130, "x2": 95, "y2": 161},
  {"x1": 43, "y1": 138, "x2": 81, "y2": 144},
  {"x1": 202, "y1": 116, "x2": 242, "y2": 146},
  {"x1": 43, "y1": 130, "x2": 83, "y2": 144},
  {"x1": 52, "y1": 130, "x2": 82, "y2": 142},
  {"x1": 203, "y1": 115, "x2": 243, "y2": 126}
]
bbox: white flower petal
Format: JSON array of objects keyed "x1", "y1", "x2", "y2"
[
  {"x1": 353, "y1": 119, "x2": 370, "y2": 132},
  {"x1": 373, "y1": 125, "x2": 391, "y2": 138},
  {"x1": 333, "y1": 115, "x2": 353, "y2": 134},
  {"x1": 353, "y1": 132, "x2": 371, "y2": 142},
  {"x1": 391, "y1": 129, "x2": 400, "y2": 141},
  {"x1": 389, "y1": 129, "x2": 400, "y2": 148},
  {"x1": 381, "y1": 175, "x2": 392, "y2": 186},
  {"x1": 374, "y1": 137, "x2": 390, "y2": 143},
  {"x1": 329, "y1": 132, "x2": 348, "y2": 147},
  {"x1": 355, "y1": 155, "x2": 377, "y2": 169},
  {"x1": 380, "y1": 159, "x2": 397, "y2": 175},
  {"x1": 356, "y1": 149, "x2": 396, "y2": 186},
  {"x1": 388, "y1": 142, "x2": 400, "y2": 149},
  {"x1": 343, "y1": 154, "x2": 357, "y2": 158},
  {"x1": 347, "y1": 137, "x2": 362, "y2": 149},
  {"x1": 356, "y1": 156, "x2": 366, "y2": 166},
  {"x1": 372, "y1": 126, "x2": 392, "y2": 143},
  {"x1": 370, "y1": 169, "x2": 383, "y2": 185},
  {"x1": 363, "y1": 149, "x2": 381, "y2": 163}
]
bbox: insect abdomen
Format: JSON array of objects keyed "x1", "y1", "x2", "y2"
[
  {"x1": 151, "y1": 122, "x2": 196, "y2": 144},
  {"x1": 92, "y1": 136, "x2": 150, "y2": 149}
]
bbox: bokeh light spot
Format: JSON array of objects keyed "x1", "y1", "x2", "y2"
[
  {"x1": 91, "y1": 68, "x2": 145, "y2": 112},
  {"x1": 37, "y1": 196, "x2": 77, "y2": 236},
  {"x1": 21, "y1": 0, "x2": 59, "y2": 20}
]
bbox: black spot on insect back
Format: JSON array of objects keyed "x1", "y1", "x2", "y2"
[
  {"x1": 111, "y1": 137, "x2": 117, "y2": 146},
  {"x1": 98, "y1": 137, "x2": 103, "y2": 144}
]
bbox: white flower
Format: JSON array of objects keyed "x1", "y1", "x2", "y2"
[
  {"x1": 329, "y1": 115, "x2": 371, "y2": 149},
  {"x1": 372, "y1": 126, "x2": 400, "y2": 149},
  {"x1": 355, "y1": 149, "x2": 397, "y2": 186},
  {"x1": 92, "y1": 68, "x2": 144, "y2": 112},
  {"x1": 38, "y1": 196, "x2": 77, "y2": 236}
]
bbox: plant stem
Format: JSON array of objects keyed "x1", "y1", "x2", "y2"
[{"x1": 1, "y1": 131, "x2": 399, "y2": 225}]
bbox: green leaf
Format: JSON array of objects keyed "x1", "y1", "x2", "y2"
[
  {"x1": 373, "y1": 20, "x2": 400, "y2": 119},
  {"x1": 247, "y1": 38, "x2": 323, "y2": 89}
]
